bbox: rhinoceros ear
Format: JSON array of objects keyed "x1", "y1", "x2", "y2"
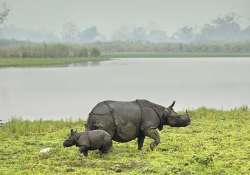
[
  {"x1": 186, "y1": 110, "x2": 191, "y2": 118},
  {"x1": 169, "y1": 101, "x2": 176, "y2": 108},
  {"x1": 70, "y1": 129, "x2": 74, "y2": 135}
]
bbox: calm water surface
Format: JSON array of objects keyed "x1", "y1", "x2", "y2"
[{"x1": 0, "y1": 57, "x2": 250, "y2": 121}]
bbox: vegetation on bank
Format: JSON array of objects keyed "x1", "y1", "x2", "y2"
[
  {"x1": 0, "y1": 41, "x2": 105, "y2": 67},
  {"x1": 87, "y1": 41, "x2": 250, "y2": 55},
  {"x1": 0, "y1": 107, "x2": 249, "y2": 175},
  {"x1": 0, "y1": 42, "x2": 101, "y2": 58}
]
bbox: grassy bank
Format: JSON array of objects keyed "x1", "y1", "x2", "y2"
[
  {"x1": 0, "y1": 57, "x2": 107, "y2": 67},
  {"x1": 0, "y1": 107, "x2": 250, "y2": 174},
  {"x1": 1, "y1": 52, "x2": 250, "y2": 68}
]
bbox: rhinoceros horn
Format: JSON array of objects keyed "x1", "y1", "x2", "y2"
[
  {"x1": 185, "y1": 110, "x2": 191, "y2": 124},
  {"x1": 168, "y1": 101, "x2": 176, "y2": 108}
]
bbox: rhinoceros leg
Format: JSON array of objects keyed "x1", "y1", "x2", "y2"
[
  {"x1": 144, "y1": 128, "x2": 160, "y2": 150},
  {"x1": 137, "y1": 134, "x2": 145, "y2": 150},
  {"x1": 99, "y1": 139, "x2": 112, "y2": 154},
  {"x1": 79, "y1": 145, "x2": 88, "y2": 157},
  {"x1": 99, "y1": 144, "x2": 111, "y2": 155}
]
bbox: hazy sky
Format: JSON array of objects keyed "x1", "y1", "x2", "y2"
[{"x1": 3, "y1": 0, "x2": 250, "y2": 36}]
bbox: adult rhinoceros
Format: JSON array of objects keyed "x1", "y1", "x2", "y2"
[{"x1": 85, "y1": 99, "x2": 190, "y2": 150}]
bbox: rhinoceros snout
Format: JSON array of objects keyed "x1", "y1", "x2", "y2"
[
  {"x1": 63, "y1": 140, "x2": 74, "y2": 147},
  {"x1": 167, "y1": 113, "x2": 191, "y2": 127},
  {"x1": 182, "y1": 115, "x2": 191, "y2": 126}
]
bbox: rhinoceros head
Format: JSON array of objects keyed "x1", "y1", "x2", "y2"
[
  {"x1": 63, "y1": 129, "x2": 78, "y2": 147},
  {"x1": 163, "y1": 101, "x2": 191, "y2": 127}
]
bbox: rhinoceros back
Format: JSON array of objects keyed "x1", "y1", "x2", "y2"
[{"x1": 86, "y1": 100, "x2": 141, "y2": 142}]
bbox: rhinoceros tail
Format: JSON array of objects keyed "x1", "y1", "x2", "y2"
[{"x1": 85, "y1": 113, "x2": 101, "y2": 131}]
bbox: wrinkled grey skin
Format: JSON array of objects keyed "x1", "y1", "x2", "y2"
[
  {"x1": 86, "y1": 99, "x2": 190, "y2": 150},
  {"x1": 63, "y1": 129, "x2": 112, "y2": 157}
]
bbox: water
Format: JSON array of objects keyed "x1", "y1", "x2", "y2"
[{"x1": 0, "y1": 57, "x2": 250, "y2": 121}]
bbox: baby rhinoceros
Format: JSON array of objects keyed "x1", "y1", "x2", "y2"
[{"x1": 63, "y1": 129, "x2": 112, "y2": 157}]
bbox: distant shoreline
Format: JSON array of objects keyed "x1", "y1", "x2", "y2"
[
  {"x1": 1, "y1": 53, "x2": 250, "y2": 67},
  {"x1": 102, "y1": 52, "x2": 250, "y2": 58}
]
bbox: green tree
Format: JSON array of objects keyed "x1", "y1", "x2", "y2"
[
  {"x1": 89, "y1": 48, "x2": 101, "y2": 57},
  {"x1": 0, "y1": 2, "x2": 9, "y2": 24}
]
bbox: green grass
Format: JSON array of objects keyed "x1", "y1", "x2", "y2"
[
  {"x1": 102, "y1": 52, "x2": 250, "y2": 58},
  {"x1": 0, "y1": 57, "x2": 107, "y2": 67},
  {"x1": 0, "y1": 107, "x2": 250, "y2": 175}
]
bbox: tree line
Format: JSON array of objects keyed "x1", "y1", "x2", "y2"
[{"x1": 1, "y1": 40, "x2": 249, "y2": 58}]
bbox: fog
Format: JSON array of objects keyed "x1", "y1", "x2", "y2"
[{"x1": 1, "y1": 0, "x2": 250, "y2": 42}]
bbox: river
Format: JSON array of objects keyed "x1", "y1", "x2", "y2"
[{"x1": 0, "y1": 57, "x2": 250, "y2": 121}]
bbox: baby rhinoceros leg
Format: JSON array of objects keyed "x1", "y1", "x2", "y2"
[
  {"x1": 79, "y1": 145, "x2": 89, "y2": 157},
  {"x1": 99, "y1": 135, "x2": 112, "y2": 155}
]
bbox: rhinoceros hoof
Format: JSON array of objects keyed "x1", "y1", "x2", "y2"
[{"x1": 150, "y1": 143, "x2": 155, "y2": 151}]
